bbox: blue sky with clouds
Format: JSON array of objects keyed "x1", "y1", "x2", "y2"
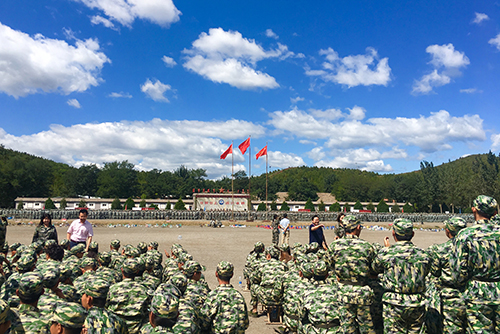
[{"x1": 1, "y1": 0, "x2": 500, "y2": 179}]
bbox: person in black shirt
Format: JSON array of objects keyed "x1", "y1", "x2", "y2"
[{"x1": 309, "y1": 215, "x2": 327, "y2": 250}]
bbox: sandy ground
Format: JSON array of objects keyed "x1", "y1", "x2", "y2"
[{"x1": 6, "y1": 219, "x2": 448, "y2": 334}]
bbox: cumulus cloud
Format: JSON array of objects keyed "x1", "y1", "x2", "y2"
[
  {"x1": 90, "y1": 15, "x2": 116, "y2": 29},
  {"x1": 305, "y1": 47, "x2": 392, "y2": 87},
  {"x1": 67, "y1": 99, "x2": 81, "y2": 108},
  {"x1": 266, "y1": 29, "x2": 279, "y2": 39},
  {"x1": 412, "y1": 44, "x2": 469, "y2": 95},
  {"x1": 460, "y1": 88, "x2": 481, "y2": 94},
  {"x1": 162, "y1": 56, "x2": 177, "y2": 67},
  {"x1": 314, "y1": 147, "x2": 403, "y2": 172},
  {"x1": 0, "y1": 119, "x2": 266, "y2": 178},
  {"x1": 472, "y1": 12, "x2": 489, "y2": 24},
  {"x1": 74, "y1": 0, "x2": 181, "y2": 27},
  {"x1": 141, "y1": 79, "x2": 172, "y2": 102},
  {"x1": 290, "y1": 96, "x2": 304, "y2": 104},
  {"x1": 108, "y1": 92, "x2": 132, "y2": 98},
  {"x1": 267, "y1": 151, "x2": 305, "y2": 169},
  {"x1": 489, "y1": 33, "x2": 500, "y2": 51},
  {"x1": 0, "y1": 22, "x2": 110, "y2": 98},
  {"x1": 492, "y1": 134, "x2": 500, "y2": 151},
  {"x1": 183, "y1": 28, "x2": 301, "y2": 90}
]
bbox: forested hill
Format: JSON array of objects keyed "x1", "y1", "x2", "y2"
[{"x1": 1, "y1": 145, "x2": 499, "y2": 212}]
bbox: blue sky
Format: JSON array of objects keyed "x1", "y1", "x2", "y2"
[{"x1": 1, "y1": 0, "x2": 500, "y2": 179}]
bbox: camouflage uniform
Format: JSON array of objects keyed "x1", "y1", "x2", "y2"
[
  {"x1": 0, "y1": 218, "x2": 6, "y2": 251},
  {"x1": 244, "y1": 242, "x2": 265, "y2": 305},
  {"x1": 0, "y1": 299, "x2": 15, "y2": 326},
  {"x1": 200, "y1": 261, "x2": 249, "y2": 333},
  {"x1": 183, "y1": 261, "x2": 210, "y2": 310},
  {"x1": 329, "y1": 215, "x2": 377, "y2": 334},
  {"x1": 31, "y1": 224, "x2": 58, "y2": 244},
  {"x1": 272, "y1": 217, "x2": 280, "y2": 246},
  {"x1": 140, "y1": 292, "x2": 179, "y2": 334},
  {"x1": 282, "y1": 261, "x2": 313, "y2": 332},
  {"x1": 254, "y1": 247, "x2": 287, "y2": 308},
  {"x1": 38, "y1": 264, "x2": 62, "y2": 318},
  {"x1": 107, "y1": 258, "x2": 150, "y2": 333},
  {"x1": 50, "y1": 301, "x2": 87, "y2": 331},
  {"x1": 450, "y1": 195, "x2": 500, "y2": 334},
  {"x1": 1, "y1": 254, "x2": 36, "y2": 308},
  {"x1": 300, "y1": 261, "x2": 341, "y2": 334},
  {"x1": 372, "y1": 219, "x2": 431, "y2": 334}
]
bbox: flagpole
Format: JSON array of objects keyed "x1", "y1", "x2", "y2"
[
  {"x1": 265, "y1": 142, "x2": 268, "y2": 220},
  {"x1": 231, "y1": 141, "x2": 234, "y2": 221},
  {"x1": 248, "y1": 136, "x2": 251, "y2": 221}
]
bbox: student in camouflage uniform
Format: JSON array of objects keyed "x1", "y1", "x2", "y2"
[
  {"x1": 253, "y1": 246, "x2": 287, "y2": 313},
  {"x1": 334, "y1": 213, "x2": 346, "y2": 239},
  {"x1": 200, "y1": 261, "x2": 249, "y2": 333},
  {"x1": 1, "y1": 253, "x2": 37, "y2": 308},
  {"x1": 0, "y1": 217, "x2": 7, "y2": 251},
  {"x1": 141, "y1": 292, "x2": 179, "y2": 334},
  {"x1": 81, "y1": 278, "x2": 128, "y2": 333},
  {"x1": 329, "y1": 215, "x2": 377, "y2": 334},
  {"x1": 272, "y1": 214, "x2": 280, "y2": 246},
  {"x1": 427, "y1": 217, "x2": 468, "y2": 333},
  {"x1": 244, "y1": 241, "x2": 265, "y2": 312},
  {"x1": 372, "y1": 218, "x2": 431, "y2": 334},
  {"x1": 300, "y1": 260, "x2": 340, "y2": 334},
  {"x1": 0, "y1": 299, "x2": 15, "y2": 334},
  {"x1": 38, "y1": 264, "x2": 64, "y2": 318},
  {"x1": 183, "y1": 260, "x2": 210, "y2": 310},
  {"x1": 450, "y1": 195, "x2": 500, "y2": 334},
  {"x1": 49, "y1": 301, "x2": 87, "y2": 334}
]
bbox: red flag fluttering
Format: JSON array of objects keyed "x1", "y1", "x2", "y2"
[
  {"x1": 238, "y1": 137, "x2": 250, "y2": 155},
  {"x1": 220, "y1": 144, "x2": 233, "y2": 159},
  {"x1": 256, "y1": 145, "x2": 267, "y2": 160}
]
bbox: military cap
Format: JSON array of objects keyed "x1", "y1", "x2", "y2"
[
  {"x1": 149, "y1": 241, "x2": 159, "y2": 249},
  {"x1": 60, "y1": 239, "x2": 69, "y2": 247},
  {"x1": 253, "y1": 241, "x2": 265, "y2": 253},
  {"x1": 169, "y1": 272, "x2": 188, "y2": 294},
  {"x1": 392, "y1": 218, "x2": 413, "y2": 236},
  {"x1": 216, "y1": 261, "x2": 234, "y2": 278},
  {"x1": 176, "y1": 252, "x2": 193, "y2": 263},
  {"x1": 88, "y1": 241, "x2": 98, "y2": 252},
  {"x1": 281, "y1": 243, "x2": 290, "y2": 252},
  {"x1": 122, "y1": 258, "x2": 141, "y2": 275},
  {"x1": 98, "y1": 252, "x2": 112, "y2": 266},
  {"x1": 300, "y1": 261, "x2": 314, "y2": 279},
  {"x1": 59, "y1": 263, "x2": 74, "y2": 282},
  {"x1": 137, "y1": 242, "x2": 147, "y2": 253},
  {"x1": 83, "y1": 278, "x2": 110, "y2": 298},
  {"x1": 444, "y1": 217, "x2": 467, "y2": 233},
  {"x1": 59, "y1": 285, "x2": 80, "y2": 303},
  {"x1": 40, "y1": 264, "x2": 60, "y2": 288},
  {"x1": 110, "y1": 239, "x2": 120, "y2": 249},
  {"x1": 473, "y1": 195, "x2": 498, "y2": 216},
  {"x1": 18, "y1": 272, "x2": 44, "y2": 299},
  {"x1": 10, "y1": 242, "x2": 21, "y2": 251},
  {"x1": 0, "y1": 300, "x2": 15, "y2": 324},
  {"x1": 183, "y1": 260, "x2": 203, "y2": 277},
  {"x1": 491, "y1": 214, "x2": 500, "y2": 225},
  {"x1": 80, "y1": 257, "x2": 97, "y2": 268},
  {"x1": 313, "y1": 260, "x2": 328, "y2": 277},
  {"x1": 150, "y1": 292, "x2": 179, "y2": 319},
  {"x1": 30, "y1": 240, "x2": 44, "y2": 253},
  {"x1": 17, "y1": 254, "x2": 36, "y2": 272},
  {"x1": 292, "y1": 242, "x2": 302, "y2": 250},
  {"x1": 265, "y1": 246, "x2": 280, "y2": 259},
  {"x1": 308, "y1": 242, "x2": 319, "y2": 253},
  {"x1": 1, "y1": 243, "x2": 8, "y2": 253},
  {"x1": 343, "y1": 215, "x2": 362, "y2": 230},
  {"x1": 124, "y1": 246, "x2": 140, "y2": 258},
  {"x1": 51, "y1": 302, "x2": 87, "y2": 328},
  {"x1": 144, "y1": 256, "x2": 155, "y2": 270},
  {"x1": 171, "y1": 244, "x2": 183, "y2": 257},
  {"x1": 44, "y1": 240, "x2": 57, "y2": 247},
  {"x1": 71, "y1": 244, "x2": 85, "y2": 254}
]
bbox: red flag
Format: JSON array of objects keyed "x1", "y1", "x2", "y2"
[
  {"x1": 256, "y1": 145, "x2": 267, "y2": 160},
  {"x1": 238, "y1": 137, "x2": 250, "y2": 155},
  {"x1": 220, "y1": 144, "x2": 233, "y2": 159}
]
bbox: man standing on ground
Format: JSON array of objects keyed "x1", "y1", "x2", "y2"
[
  {"x1": 66, "y1": 209, "x2": 93, "y2": 251},
  {"x1": 309, "y1": 215, "x2": 327, "y2": 250},
  {"x1": 271, "y1": 214, "x2": 280, "y2": 246},
  {"x1": 279, "y1": 214, "x2": 290, "y2": 246}
]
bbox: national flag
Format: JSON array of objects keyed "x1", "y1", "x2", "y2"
[
  {"x1": 238, "y1": 137, "x2": 250, "y2": 155},
  {"x1": 256, "y1": 145, "x2": 267, "y2": 160},
  {"x1": 220, "y1": 144, "x2": 233, "y2": 159}
]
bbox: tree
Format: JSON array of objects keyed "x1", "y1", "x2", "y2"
[
  {"x1": 149, "y1": 203, "x2": 159, "y2": 210},
  {"x1": 354, "y1": 200, "x2": 363, "y2": 210},
  {"x1": 280, "y1": 201, "x2": 290, "y2": 211},
  {"x1": 17, "y1": 200, "x2": 24, "y2": 209},
  {"x1": 124, "y1": 197, "x2": 135, "y2": 210},
  {"x1": 402, "y1": 203, "x2": 415, "y2": 213},
  {"x1": 59, "y1": 198, "x2": 67, "y2": 210},
  {"x1": 78, "y1": 199, "x2": 87, "y2": 208},
  {"x1": 318, "y1": 200, "x2": 326, "y2": 212},
  {"x1": 97, "y1": 161, "x2": 138, "y2": 198},
  {"x1": 174, "y1": 199, "x2": 186, "y2": 210},
  {"x1": 304, "y1": 198, "x2": 315, "y2": 211},
  {"x1": 139, "y1": 199, "x2": 147, "y2": 208},
  {"x1": 344, "y1": 203, "x2": 351, "y2": 213},
  {"x1": 377, "y1": 200, "x2": 389, "y2": 213},
  {"x1": 270, "y1": 201, "x2": 278, "y2": 210},
  {"x1": 366, "y1": 202, "x2": 375, "y2": 212},
  {"x1": 111, "y1": 198, "x2": 122, "y2": 210},
  {"x1": 287, "y1": 177, "x2": 319, "y2": 201},
  {"x1": 44, "y1": 198, "x2": 56, "y2": 210},
  {"x1": 166, "y1": 201, "x2": 171, "y2": 210},
  {"x1": 391, "y1": 203, "x2": 401, "y2": 213},
  {"x1": 257, "y1": 202, "x2": 267, "y2": 211},
  {"x1": 329, "y1": 202, "x2": 341, "y2": 212}
]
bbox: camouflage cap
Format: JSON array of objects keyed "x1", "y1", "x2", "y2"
[
  {"x1": 392, "y1": 218, "x2": 413, "y2": 236},
  {"x1": 176, "y1": 252, "x2": 193, "y2": 264},
  {"x1": 59, "y1": 284, "x2": 80, "y2": 303},
  {"x1": 253, "y1": 241, "x2": 265, "y2": 253},
  {"x1": 80, "y1": 257, "x2": 97, "y2": 269},
  {"x1": 313, "y1": 260, "x2": 328, "y2": 277},
  {"x1": 300, "y1": 261, "x2": 314, "y2": 279},
  {"x1": 71, "y1": 244, "x2": 85, "y2": 254},
  {"x1": 18, "y1": 272, "x2": 44, "y2": 299},
  {"x1": 144, "y1": 256, "x2": 155, "y2": 270},
  {"x1": 59, "y1": 263, "x2": 74, "y2": 282},
  {"x1": 149, "y1": 241, "x2": 159, "y2": 249},
  {"x1": 17, "y1": 254, "x2": 36, "y2": 272},
  {"x1": 98, "y1": 252, "x2": 112, "y2": 266},
  {"x1": 281, "y1": 243, "x2": 290, "y2": 252},
  {"x1": 51, "y1": 302, "x2": 87, "y2": 328},
  {"x1": 88, "y1": 241, "x2": 98, "y2": 252},
  {"x1": 30, "y1": 240, "x2": 44, "y2": 252},
  {"x1": 491, "y1": 214, "x2": 500, "y2": 225},
  {"x1": 265, "y1": 246, "x2": 280, "y2": 259},
  {"x1": 40, "y1": 264, "x2": 60, "y2": 288},
  {"x1": 216, "y1": 261, "x2": 234, "y2": 278},
  {"x1": 308, "y1": 242, "x2": 319, "y2": 253},
  {"x1": 83, "y1": 278, "x2": 110, "y2": 298},
  {"x1": 110, "y1": 239, "x2": 120, "y2": 249},
  {"x1": 183, "y1": 260, "x2": 203, "y2": 277},
  {"x1": 137, "y1": 242, "x2": 147, "y2": 253},
  {"x1": 44, "y1": 240, "x2": 57, "y2": 247},
  {"x1": 473, "y1": 195, "x2": 498, "y2": 216},
  {"x1": 0, "y1": 299, "x2": 15, "y2": 324},
  {"x1": 10, "y1": 242, "x2": 21, "y2": 251},
  {"x1": 122, "y1": 258, "x2": 141, "y2": 275},
  {"x1": 343, "y1": 215, "x2": 362, "y2": 230},
  {"x1": 60, "y1": 239, "x2": 69, "y2": 247},
  {"x1": 444, "y1": 217, "x2": 467, "y2": 233},
  {"x1": 169, "y1": 272, "x2": 188, "y2": 294},
  {"x1": 124, "y1": 246, "x2": 140, "y2": 258},
  {"x1": 150, "y1": 292, "x2": 179, "y2": 319}
]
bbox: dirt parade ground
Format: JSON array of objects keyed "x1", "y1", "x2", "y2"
[{"x1": 5, "y1": 219, "x2": 449, "y2": 334}]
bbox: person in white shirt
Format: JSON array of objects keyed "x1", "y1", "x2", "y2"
[
  {"x1": 279, "y1": 213, "x2": 290, "y2": 246},
  {"x1": 67, "y1": 209, "x2": 94, "y2": 251}
]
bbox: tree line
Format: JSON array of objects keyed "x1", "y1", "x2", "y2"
[{"x1": 1, "y1": 145, "x2": 499, "y2": 212}]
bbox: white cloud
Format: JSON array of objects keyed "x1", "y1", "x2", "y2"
[
  {"x1": 0, "y1": 22, "x2": 110, "y2": 98},
  {"x1": 460, "y1": 88, "x2": 481, "y2": 94},
  {"x1": 472, "y1": 12, "x2": 489, "y2": 24},
  {"x1": 306, "y1": 47, "x2": 392, "y2": 87},
  {"x1": 90, "y1": 15, "x2": 116, "y2": 29},
  {"x1": 74, "y1": 0, "x2": 181, "y2": 27},
  {"x1": 67, "y1": 99, "x2": 81, "y2": 108},
  {"x1": 309, "y1": 108, "x2": 343, "y2": 121},
  {"x1": 489, "y1": 33, "x2": 500, "y2": 51},
  {"x1": 267, "y1": 151, "x2": 305, "y2": 169},
  {"x1": 266, "y1": 29, "x2": 279, "y2": 39},
  {"x1": 412, "y1": 44, "x2": 469, "y2": 95},
  {"x1": 0, "y1": 119, "x2": 265, "y2": 178},
  {"x1": 347, "y1": 106, "x2": 366, "y2": 120},
  {"x1": 307, "y1": 147, "x2": 325, "y2": 160},
  {"x1": 162, "y1": 56, "x2": 177, "y2": 67},
  {"x1": 108, "y1": 92, "x2": 132, "y2": 98},
  {"x1": 290, "y1": 96, "x2": 304, "y2": 104},
  {"x1": 492, "y1": 134, "x2": 500, "y2": 151},
  {"x1": 141, "y1": 79, "x2": 172, "y2": 102},
  {"x1": 183, "y1": 28, "x2": 303, "y2": 90}
]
